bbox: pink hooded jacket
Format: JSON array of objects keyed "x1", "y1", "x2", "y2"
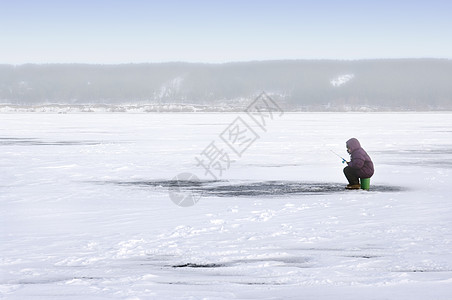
[{"x1": 346, "y1": 138, "x2": 374, "y2": 178}]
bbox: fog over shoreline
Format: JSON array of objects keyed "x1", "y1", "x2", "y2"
[{"x1": 1, "y1": 59, "x2": 451, "y2": 111}]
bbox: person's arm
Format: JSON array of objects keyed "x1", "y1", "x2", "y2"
[{"x1": 348, "y1": 156, "x2": 365, "y2": 169}]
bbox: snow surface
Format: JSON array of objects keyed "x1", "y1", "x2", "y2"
[
  {"x1": 1, "y1": 112, "x2": 452, "y2": 299},
  {"x1": 330, "y1": 74, "x2": 354, "y2": 87}
]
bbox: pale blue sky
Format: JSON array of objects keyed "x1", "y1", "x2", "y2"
[{"x1": 1, "y1": 0, "x2": 451, "y2": 64}]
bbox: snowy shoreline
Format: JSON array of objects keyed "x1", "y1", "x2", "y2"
[{"x1": 2, "y1": 104, "x2": 452, "y2": 113}]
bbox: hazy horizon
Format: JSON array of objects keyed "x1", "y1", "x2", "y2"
[
  {"x1": 2, "y1": 59, "x2": 451, "y2": 111},
  {"x1": 2, "y1": 57, "x2": 452, "y2": 67}
]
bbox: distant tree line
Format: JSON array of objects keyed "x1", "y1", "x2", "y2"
[{"x1": 0, "y1": 59, "x2": 451, "y2": 110}]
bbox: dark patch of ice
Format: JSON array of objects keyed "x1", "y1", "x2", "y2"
[
  {"x1": 0, "y1": 137, "x2": 103, "y2": 146},
  {"x1": 172, "y1": 263, "x2": 225, "y2": 268},
  {"x1": 171, "y1": 256, "x2": 311, "y2": 269},
  {"x1": 391, "y1": 269, "x2": 451, "y2": 273},
  {"x1": 343, "y1": 255, "x2": 381, "y2": 259},
  {"x1": 107, "y1": 180, "x2": 405, "y2": 197}
]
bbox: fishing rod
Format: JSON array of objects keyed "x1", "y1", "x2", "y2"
[{"x1": 330, "y1": 150, "x2": 348, "y2": 164}]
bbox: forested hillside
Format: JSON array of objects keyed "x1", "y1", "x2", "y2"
[{"x1": 1, "y1": 59, "x2": 451, "y2": 110}]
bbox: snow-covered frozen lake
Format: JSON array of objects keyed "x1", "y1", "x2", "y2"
[{"x1": 1, "y1": 113, "x2": 452, "y2": 299}]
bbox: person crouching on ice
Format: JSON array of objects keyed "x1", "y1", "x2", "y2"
[{"x1": 344, "y1": 138, "x2": 374, "y2": 189}]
